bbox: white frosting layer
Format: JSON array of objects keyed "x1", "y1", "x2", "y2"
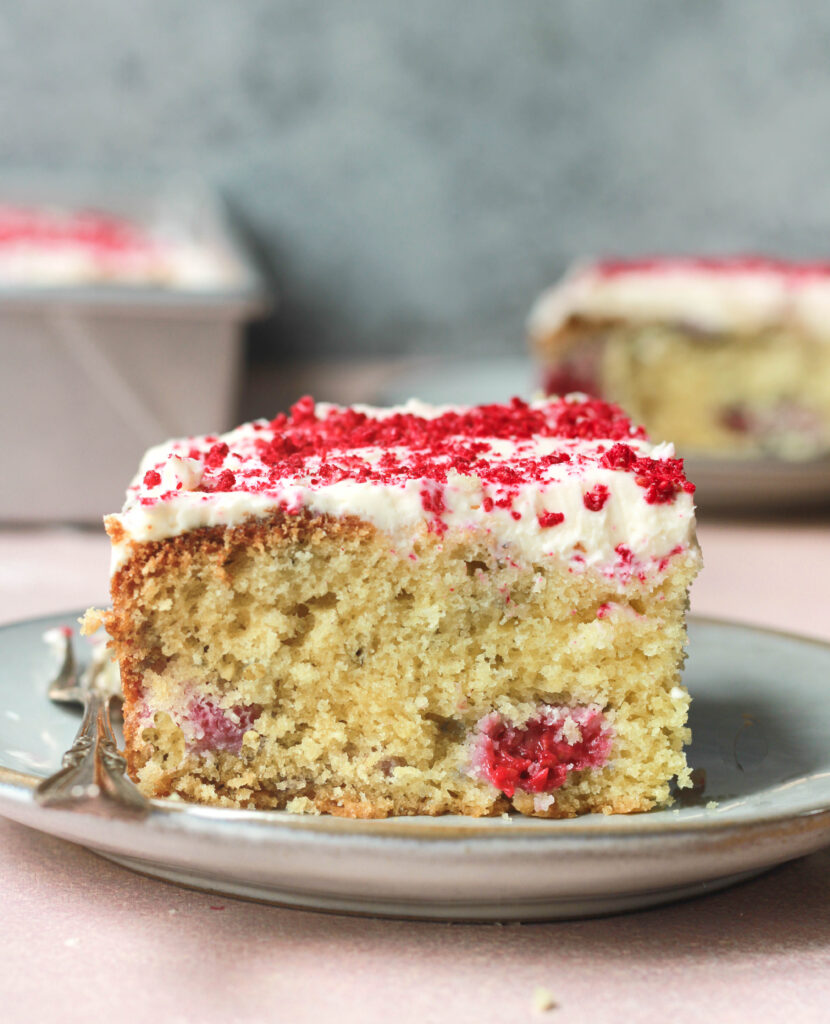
[
  {"x1": 110, "y1": 398, "x2": 699, "y2": 584},
  {"x1": 0, "y1": 241, "x2": 235, "y2": 290},
  {"x1": 0, "y1": 205, "x2": 239, "y2": 290},
  {"x1": 528, "y1": 260, "x2": 830, "y2": 342}
]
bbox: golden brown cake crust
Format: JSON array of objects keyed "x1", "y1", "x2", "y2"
[{"x1": 106, "y1": 510, "x2": 377, "y2": 782}]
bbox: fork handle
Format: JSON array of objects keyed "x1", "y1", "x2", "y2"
[{"x1": 35, "y1": 692, "x2": 150, "y2": 818}]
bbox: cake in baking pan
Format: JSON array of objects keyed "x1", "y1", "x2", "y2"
[
  {"x1": 88, "y1": 395, "x2": 700, "y2": 818},
  {"x1": 529, "y1": 257, "x2": 830, "y2": 458},
  {"x1": 0, "y1": 202, "x2": 233, "y2": 289}
]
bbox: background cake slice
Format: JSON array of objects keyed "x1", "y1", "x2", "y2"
[
  {"x1": 94, "y1": 394, "x2": 701, "y2": 818},
  {"x1": 528, "y1": 257, "x2": 830, "y2": 458}
]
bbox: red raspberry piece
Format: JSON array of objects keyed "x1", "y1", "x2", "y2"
[
  {"x1": 583, "y1": 484, "x2": 610, "y2": 511},
  {"x1": 205, "y1": 442, "x2": 229, "y2": 469},
  {"x1": 187, "y1": 698, "x2": 262, "y2": 753},
  {"x1": 212, "y1": 469, "x2": 236, "y2": 491},
  {"x1": 473, "y1": 706, "x2": 613, "y2": 798}
]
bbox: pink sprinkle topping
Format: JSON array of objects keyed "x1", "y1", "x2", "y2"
[
  {"x1": 601, "y1": 443, "x2": 694, "y2": 504},
  {"x1": 583, "y1": 484, "x2": 610, "y2": 511},
  {"x1": 0, "y1": 205, "x2": 154, "y2": 254},
  {"x1": 209, "y1": 469, "x2": 237, "y2": 491},
  {"x1": 290, "y1": 395, "x2": 317, "y2": 423},
  {"x1": 205, "y1": 442, "x2": 229, "y2": 468},
  {"x1": 130, "y1": 396, "x2": 696, "y2": 531},
  {"x1": 600, "y1": 443, "x2": 638, "y2": 471},
  {"x1": 592, "y1": 255, "x2": 830, "y2": 282}
]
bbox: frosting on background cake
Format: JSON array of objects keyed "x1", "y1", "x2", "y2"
[{"x1": 529, "y1": 257, "x2": 830, "y2": 340}]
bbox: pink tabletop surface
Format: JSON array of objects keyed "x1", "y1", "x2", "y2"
[{"x1": 1, "y1": 521, "x2": 829, "y2": 1024}]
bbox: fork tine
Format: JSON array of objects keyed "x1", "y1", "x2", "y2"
[
  {"x1": 36, "y1": 658, "x2": 149, "y2": 817},
  {"x1": 45, "y1": 628, "x2": 80, "y2": 702}
]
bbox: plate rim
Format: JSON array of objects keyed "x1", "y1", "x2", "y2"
[{"x1": 2, "y1": 609, "x2": 830, "y2": 844}]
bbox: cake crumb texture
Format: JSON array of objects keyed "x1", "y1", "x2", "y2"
[
  {"x1": 105, "y1": 511, "x2": 696, "y2": 818},
  {"x1": 532, "y1": 987, "x2": 558, "y2": 1013}
]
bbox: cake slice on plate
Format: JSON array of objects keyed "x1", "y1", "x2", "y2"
[
  {"x1": 528, "y1": 257, "x2": 830, "y2": 458},
  {"x1": 89, "y1": 394, "x2": 700, "y2": 818}
]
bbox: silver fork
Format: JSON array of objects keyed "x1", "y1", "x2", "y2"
[{"x1": 35, "y1": 632, "x2": 150, "y2": 817}]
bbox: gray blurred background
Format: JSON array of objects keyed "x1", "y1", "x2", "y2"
[{"x1": 3, "y1": 0, "x2": 828, "y2": 404}]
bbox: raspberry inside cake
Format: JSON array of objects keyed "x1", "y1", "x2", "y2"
[
  {"x1": 92, "y1": 395, "x2": 701, "y2": 818},
  {"x1": 528, "y1": 257, "x2": 830, "y2": 458}
]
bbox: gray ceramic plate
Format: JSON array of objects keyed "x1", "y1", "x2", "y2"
[
  {"x1": 1, "y1": 611, "x2": 830, "y2": 921},
  {"x1": 379, "y1": 357, "x2": 830, "y2": 512}
]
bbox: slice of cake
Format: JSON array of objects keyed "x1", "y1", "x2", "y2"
[
  {"x1": 528, "y1": 257, "x2": 830, "y2": 458},
  {"x1": 91, "y1": 394, "x2": 700, "y2": 818}
]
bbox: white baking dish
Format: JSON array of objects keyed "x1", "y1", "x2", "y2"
[{"x1": 0, "y1": 178, "x2": 268, "y2": 521}]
